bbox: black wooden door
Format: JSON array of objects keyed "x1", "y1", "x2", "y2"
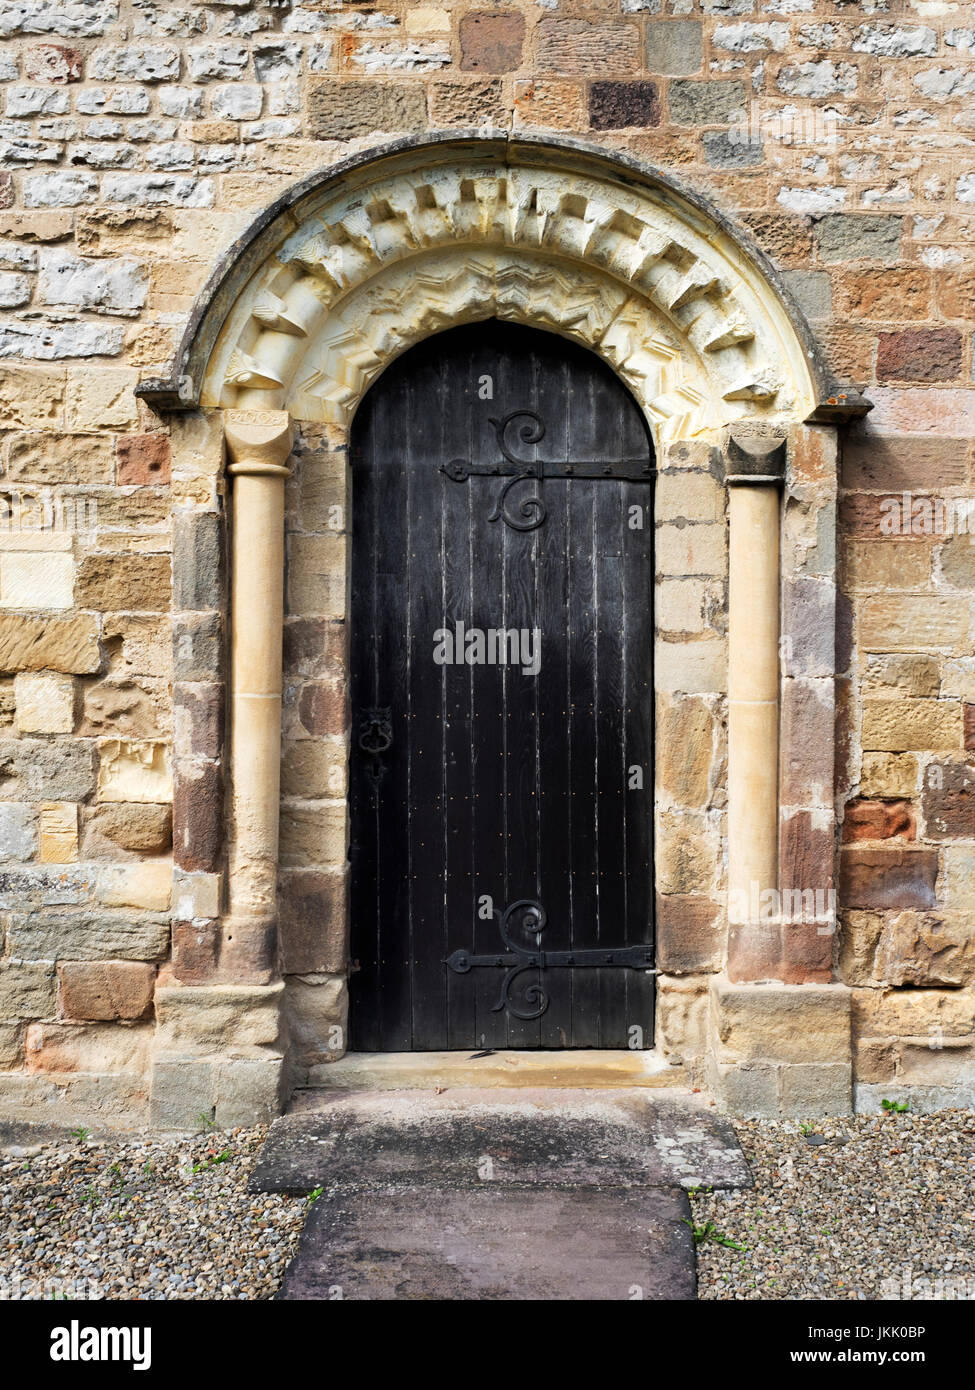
[{"x1": 349, "y1": 321, "x2": 654, "y2": 1051}]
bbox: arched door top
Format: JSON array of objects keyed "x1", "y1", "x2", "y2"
[{"x1": 137, "y1": 132, "x2": 869, "y2": 442}]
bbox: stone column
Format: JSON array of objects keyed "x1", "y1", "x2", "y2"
[
  {"x1": 724, "y1": 432, "x2": 785, "y2": 978},
  {"x1": 223, "y1": 409, "x2": 295, "y2": 983}
]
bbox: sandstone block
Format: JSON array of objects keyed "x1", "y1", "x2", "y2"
[
  {"x1": 656, "y1": 974, "x2": 708, "y2": 1062},
  {"x1": 711, "y1": 977, "x2": 851, "y2": 1064},
  {"x1": 284, "y1": 974, "x2": 346, "y2": 1067},
  {"x1": 279, "y1": 800, "x2": 347, "y2": 869},
  {"x1": 172, "y1": 869, "x2": 220, "y2": 921},
  {"x1": 0, "y1": 737, "x2": 95, "y2": 800},
  {"x1": 459, "y1": 11, "x2": 524, "y2": 73},
  {"x1": 153, "y1": 981, "x2": 284, "y2": 1053},
  {"x1": 173, "y1": 510, "x2": 223, "y2": 612},
  {"x1": 646, "y1": 19, "x2": 702, "y2": 75},
  {"x1": 862, "y1": 699, "x2": 960, "y2": 752},
  {"x1": 116, "y1": 432, "x2": 170, "y2": 486},
  {"x1": 279, "y1": 870, "x2": 348, "y2": 975},
  {"x1": 174, "y1": 682, "x2": 223, "y2": 760},
  {"x1": 172, "y1": 761, "x2": 222, "y2": 872},
  {"x1": 814, "y1": 214, "x2": 903, "y2": 264},
  {"x1": 922, "y1": 761, "x2": 975, "y2": 838},
  {"x1": 173, "y1": 611, "x2": 222, "y2": 682},
  {"x1": 287, "y1": 533, "x2": 346, "y2": 618},
  {"x1": 65, "y1": 367, "x2": 139, "y2": 430},
  {"x1": 0, "y1": 962, "x2": 55, "y2": 1020},
  {"x1": 85, "y1": 801, "x2": 171, "y2": 854},
  {"x1": 655, "y1": 813, "x2": 715, "y2": 896},
  {"x1": 39, "y1": 801, "x2": 78, "y2": 863},
  {"x1": 842, "y1": 798, "x2": 914, "y2": 842},
  {"x1": 0, "y1": 552, "x2": 74, "y2": 610},
  {"x1": 877, "y1": 911, "x2": 975, "y2": 988},
  {"x1": 669, "y1": 79, "x2": 746, "y2": 125},
  {"x1": 537, "y1": 18, "x2": 639, "y2": 75},
  {"x1": 307, "y1": 80, "x2": 426, "y2": 140},
  {"x1": 58, "y1": 960, "x2": 155, "y2": 1021},
  {"x1": 280, "y1": 740, "x2": 347, "y2": 800},
  {"x1": 839, "y1": 847, "x2": 938, "y2": 910},
  {"x1": 25, "y1": 1020, "x2": 151, "y2": 1075},
  {"x1": 99, "y1": 858, "x2": 172, "y2": 912},
  {"x1": 656, "y1": 697, "x2": 714, "y2": 806},
  {"x1": 6, "y1": 430, "x2": 113, "y2": 484},
  {"x1": 149, "y1": 1057, "x2": 214, "y2": 1130},
  {"x1": 8, "y1": 912, "x2": 170, "y2": 963},
  {"x1": 76, "y1": 553, "x2": 171, "y2": 612},
  {"x1": 851, "y1": 985, "x2": 975, "y2": 1039},
  {"x1": 860, "y1": 752, "x2": 917, "y2": 799}
]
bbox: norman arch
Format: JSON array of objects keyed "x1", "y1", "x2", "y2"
[{"x1": 139, "y1": 134, "x2": 867, "y2": 1122}]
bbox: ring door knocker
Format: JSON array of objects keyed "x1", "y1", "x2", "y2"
[{"x1": 359, "y1": 707, "x2": 392, "y2": 791}]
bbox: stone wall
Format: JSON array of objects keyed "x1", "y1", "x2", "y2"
[{"x1": 0, "y1": 0, "x2": 973, "y2": 1123}]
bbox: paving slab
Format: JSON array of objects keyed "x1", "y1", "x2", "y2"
[
  {"x1": 250, "y1": 1087, "x2": 751, "y2": 1193},
  {"x1": 278, "y1": 1184, "x2": 697, "y2": 1301}
]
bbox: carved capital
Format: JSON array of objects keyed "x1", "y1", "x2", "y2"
[
  {"x1": 224, "y1": 409, "x2": 294, "y2": 478},
  {"x1": 723, "y1": 429, "x2": 787, "y2": 488}
]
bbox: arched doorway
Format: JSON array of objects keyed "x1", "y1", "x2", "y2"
[{"x1": 348, "y1": 321, "x2": 655, "y2": 1050}]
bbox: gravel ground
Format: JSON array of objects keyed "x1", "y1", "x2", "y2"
[
  {"x1": 690, "y1": 1110, "x2": 975, "y2": 1300},
  {"x1": 0, "y1": 1125, "x2": 307, "y2": 1300}
]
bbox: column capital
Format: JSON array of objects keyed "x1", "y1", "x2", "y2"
[
  {"x1": 723, "y1": 429, "x2": 786, "y2": 488},
  {"x1": 224, "y1": 409, "x2": 294, "y2": 477}
]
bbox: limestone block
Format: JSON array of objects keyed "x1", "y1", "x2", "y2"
[
  {"x1": 655, "y1": 522, "x2": 726, "y2": 576},
  {"x1": 0, "y1": 803, "x2": 37, "y2": 861},
  {"x1": 99, "y1": 858, "x2": 172, "y2": 912},
  {"x1": 153, "y1": 981, "x2": 285, "y2": 1054},
  {"x1": 854, "y1": 1082, "x2": 975, "y2": 1115},
  {"x1": 148, "y1": 1056, "x2": 214, "y2": 1129},
  {"x1": 711, "y1": 976, "x2": 852, "y2": 1065},
  {"x1": 39, "y1": 802, "x2": 79, "y2": 863},
  {"x1": 0, "y1": 552, "x2": 74, "y2": 610},
  {"x1": 0, "y1": 738, "x2": 95, "y2": 801},
  {"x1": 14, "y1": 671, "x2": 74, "y2": 733},
  {"x1": 58, "y1": 960, "x2": 155, "y2": 1022},
  {"x1": 97, "y1": 739, "x2": 172, "y2": 803},
  {"x1": 213, "y1": 1057, "x2": 284, "y2": 1128},
  {"x1": 777, "y1": 1063, "x2": 852, "y2": 1119},
  {"x1": 654, "y1": 638, "x2": 726, "y2": 696}
]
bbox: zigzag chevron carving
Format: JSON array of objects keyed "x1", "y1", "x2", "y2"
[{"x1": 206, "y1": 156, "x2": 812, "y2": 440}]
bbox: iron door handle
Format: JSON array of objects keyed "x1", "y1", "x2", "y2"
[{"x1": 359, "y1": 707, "x2": 392, "y2": 786}]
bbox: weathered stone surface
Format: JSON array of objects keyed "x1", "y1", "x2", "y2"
[
  {"x1": 76, "y1": 553, "x2": 171, "y2": 612},
  {"x1": 814, "y1": 214, "x2": 903, "y2": 264},
  {"x1": 877, "y1": 328, "x2": 962, "y2": 383},
  {"x1": 307, "y1": 80, "x2": 426, "y2": 139},
  {"x1": 839, "y1": 848, "x2": 939, "y2": 910},
  {"x1": 862, "y1": 700, "x2": 961, "y2": 752},
  {"x1": 921, "y1": 761, "x2": 975, "y2": 839},
  {"x1": 711, "y1": 978, "x2": 851, "y2": 1065},
  {"x1": 25, "y1": 1021, "x2": 151, "y2": 1075},
  {"x1": 81, "y1": 676, "x2": 170, "y2": 739},
  {"x1": 0, "y1": 613, "x2": 100, "y2": 674},
  {"x1": 876, "y1": 911, "x2": 975, "y2": 988},
  {"x1": 0, "y1": 962, "x2": 56, "y2": 1020},
  {"x1": 459, "y1": 11, "x2": 524, "y2": 72},
  {"x1": 841, "y1": 433, "x2": 967, "y2": 491},
  {"x1": 99, "y1": 858, "x2": 171, "y2": 911},
  {"x1": 279, "y1": 801, "x2": 347, "y2": 869},
  {"x1": 39, "y1": 801, "x2": 79, "y2": 863},
  {"x1": 537, "y1": 18, "x2": 639, "y2": 75},
  {"x1": 589, "y1": 80, "x2": 660, "y2": 129},
  {"x1": 862, "y1": 654, "x2": 940, "y2": 700},
  {"x1": 116, "y1": 432, "x2": 170, "y2": 485},
  {"x1": 172, "y1": 761, "x2": 222, "y2": 872},
  {"x1": 96, "y1": 739, "x2": 171, "y2": 804},
  {"x1": 646, "y1": 19, "x2": 702, "y2": 75},
  {"x1": 8, "y1": 912, "x2": 169, "y2": 962},
  {"x1": 842, "y1": 798, "x2": 915, "y2": 842},
  {"x1": 0, "y1": 737, "x2": 94, "y2": 801},
  {"x1": 173, "y1": 510, "x2": 223, "y2": 612},
  {"x1": 669, "y1": 79, "x2": 745, "y2": 125},
  {"x1": 0, "y1": 802, "x2": 37, "y2": 861},
  {"x1": 14, "y1": 670, "x2": 74, "y2": 733},
  {"x1": 174, "y1": 681, "x2": 223, "y2": 760},
  {"x1": 295, "y1": 678, "x2": 346, "y2": 738},
  {"x1": 280, "y1": 740, "x2": 346, "y2": 800},
  {"x1": 656, "y1": 697, "x2": 714, "y2": 807},
  {"x1": 153, "y1": 981, "x2": 284, "y2": 1053},
  {"x1": 279, "y1": 870, "x2": 347, "y2": 976},
  {"x1": 172, "y1": 611, "x2": 222, "y2": 682},
  {"x1": 655, "y1": 813, "x2": 714, "y2": 896},
  {"x1": 58, "y1": 960, "x2": 155, "y2": 1021},
  {"x1": 103, "y1": 615, "x2": 171, "y2": 681},
  {"x1": 852, "y1": 986, "x2": 975, "y2": 1040},
  {"x1": 285, "y1": 973, "x2": 346, "y2": 1067},
  {"x1": 5, "y1": 430, "x2": 114, "y2": 483}
]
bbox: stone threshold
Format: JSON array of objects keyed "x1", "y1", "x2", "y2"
[{"x1": 300, "y1": 1048, "x2": 690, "y2": 1095}]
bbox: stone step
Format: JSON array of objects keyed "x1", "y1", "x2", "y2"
[
  {"x1": 278, "y1": 1184, "x2": 697, "y2": 1301},
  {"x1": 250, "y1": 1087, "x2": 751, "y2": 1194},
  {"x1": 304, "y1": 1048, "x2": 687, "y2": 1091}
]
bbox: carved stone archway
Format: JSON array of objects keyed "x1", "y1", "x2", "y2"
[{"x1": 140, "y1": 135, "x2": 869, "y2": 1126}]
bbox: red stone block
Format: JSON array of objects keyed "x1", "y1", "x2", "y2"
[
  {"x1": 116, "y1": 433, "x2": 171, "y2": 486},
  {"x1": 460, "y1": 11, "x2": 525, "y2": 72},
  {"x1": 838, "y1": 847, "x2": 938, "y2": 909},
  {"x1": 842, "y1": 798, "x2": 915, "y2": 842},
  {"x1": 58, "y1": 960, "x2": 155, "y2": 1021}
]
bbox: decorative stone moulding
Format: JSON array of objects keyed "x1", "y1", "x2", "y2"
[{"x1": 137, "y1": 133, "x2": 870, "y2": 439}]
